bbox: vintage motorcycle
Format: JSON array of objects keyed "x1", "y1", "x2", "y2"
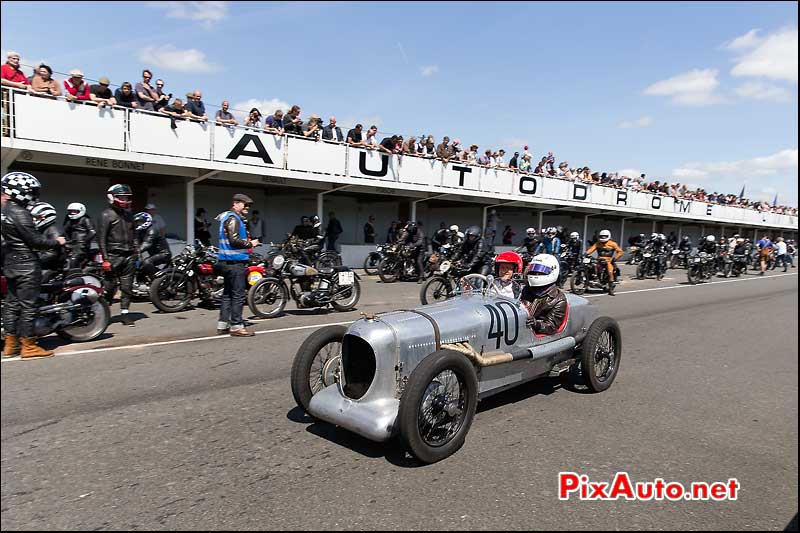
[
  {"x1": 686, "y1": 252, "x2": 715, "y2": 284},
  {"x1": 247, "y1": 248, "x2": 361, "y2": 318},
  {"x1": 727, "y1": 254, "x2": 748, "y2": 277},
  {"x1": 363, "y1": 244, "x2": 388, "y2": 276},
  {"x1": 669, "y1": 248, "x2": 689, "y2": 269},
  {"x1": 570, "y1": 256, "x2": 619, "y2": 296},
  {"x1": 626, "y1": 245, "x2": 644, "y2": 265},
  {"x1": 1, "y1": 274, "x2": 110, "y2": 343},
  {"x1": 635, "y1": 244, "x2": 665, "y2": 280},
  {"x1": 377, "y1": 243, "x2": 422, "y2": 283}
]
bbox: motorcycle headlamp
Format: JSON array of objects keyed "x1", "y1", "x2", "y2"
[{"x1": 272, "y1": 255, "x2": 286, "y2": 268}]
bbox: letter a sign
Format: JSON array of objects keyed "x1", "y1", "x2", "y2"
[{"x1": 226, "y1": 134, "x2": 274, "y2": 165}]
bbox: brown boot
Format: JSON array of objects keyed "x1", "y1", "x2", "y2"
[
  {"x1": 20, "y1": 338, "x2": 54, "y2": 359},
  {"x1": 2, "y1": 335, "x2": 21, "y2": 357}
]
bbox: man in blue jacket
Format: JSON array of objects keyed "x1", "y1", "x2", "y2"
[{"x1": 217, "y1": 193, "x2": 259, "y2": 337}]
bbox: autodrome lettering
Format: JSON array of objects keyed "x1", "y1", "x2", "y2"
[{"x1": 226, "y1": 133, "x2": 274, "y2": 165}]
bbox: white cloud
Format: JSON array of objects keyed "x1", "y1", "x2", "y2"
[
  {"x1": 230, "y1": 98, "x2": 290, "y2": 123},
  {"x1": 727, "y1": 26, "x2": 798, "y2": 83},
  {"x1": 138, "y1": 45, "x2": 218, "y2": 73},
  {"x1": 672, "y1": 149, "x2": 798, "y2": 180},
  {"x1": 618, "y1": 116, "x2": 653, "y2": 129},
  {"x1": 643, "y1": 69, "x2": 723, "y2": 106},
  {"x1": 734, "y1": 81, "x2": 792, "y2": 102},
  {"x1": 723, "y1": 29, "x2": 762, "y2": 50},
  {"x1": 146, "y1": 1, "x2": 228, "y2": 27},
  {"x1": 420, "y1": 65, "x2": 439, "y2": 77}
]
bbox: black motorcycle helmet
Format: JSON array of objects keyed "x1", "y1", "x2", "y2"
[
  {"x1": 464, "y1": 225, "x2": 481, "y2": 242},
  {"x1": 682, "y1": 235, "x2": 690, "y2": 242},
  {"x1": 405, "y1": 221, "x2": 418, "y2": 234}
]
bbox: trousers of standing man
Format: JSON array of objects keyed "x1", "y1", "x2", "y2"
[{"x1": 218, "y1": 260, "x2": 248, "y2": 329}]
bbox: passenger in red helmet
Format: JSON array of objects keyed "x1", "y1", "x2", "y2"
[{"x1": 491, "y1": 251, "x2": 524, "y2": 299}]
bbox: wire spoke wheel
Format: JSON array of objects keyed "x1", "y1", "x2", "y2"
[
  {"x1": 309, "y1": 341, "x2": 342, "y2": 395},
  {"x1": 417, "y1": 370, "x2": 467, "y2": 448},
  {"x1": 593, "y1": 330, "x2": 616, "y2": 383}
]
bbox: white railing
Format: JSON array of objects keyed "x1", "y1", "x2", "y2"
[{"x1": 3, "y1": 89, "x2": 797, "y2": 229}]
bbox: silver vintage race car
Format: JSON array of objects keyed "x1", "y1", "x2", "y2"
[{"x1": 291, "y1": 277, "x2": 621, "y2": 463}]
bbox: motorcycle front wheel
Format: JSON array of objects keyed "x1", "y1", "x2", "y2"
[
  {"x1": 570, "y1": 270, "x2": 587, "y2": 295},
  {"x1": 420, "y1": 276, "x2": 454, "y2": 306},
  {"x1": 247, "y1": 277, "x2": 289, "y2": 318},
  {"x1": 378, "y1": 257, "x2": 399, "y2": 283},
  {"x1": 363, "y1": 252, "x2": 381, "y2": 276},
  {"x1": 149, "y1": 270, "x2": 194, "y2": 313},
  {"x1": 687, "y1": 266, "x2": 699, "y2": 285}
]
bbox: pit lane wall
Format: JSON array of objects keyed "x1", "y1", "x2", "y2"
[{"x1": 3, "y1": 90, "x2": 797, "y2": 231}]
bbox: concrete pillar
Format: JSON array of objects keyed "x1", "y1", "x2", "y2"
[
  {"x1": 678, "y1": 224, "x2": 682, "y2": 240},
  {"x1": 186, "y1": 181, "x2": 195, "y2": 244},
  {"x1": 582, "y1": 215, "x2": 589, "y2": 251},
  {"x1": 652, "y1": 220, "x2": 656, "y2": 234}
]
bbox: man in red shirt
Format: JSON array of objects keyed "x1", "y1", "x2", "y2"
[
  {"x1": 1, "y1": 51, "x2": 30, "y2": 135},
  {"x1": 1, "y1": 51, "x2": 30, "y2": 89},
  {"x1": 64, "y1": 69, "x2": 91, "y2": 102}
]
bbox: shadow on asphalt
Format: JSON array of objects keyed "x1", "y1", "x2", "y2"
[{"x1": 285, "y1": 376, "x2": 591, "y2": 468}]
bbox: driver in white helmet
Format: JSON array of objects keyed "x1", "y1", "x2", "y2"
[
  {"x1": 63, "y1": 202, "x2": 96, "y2": 270},
  {"x1": 520, "y1": 254, "x2": 568, "y2": 335}
]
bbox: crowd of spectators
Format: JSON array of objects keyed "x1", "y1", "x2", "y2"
[{"x1": 1, "y1": 50, "x2": 796, "y2": 217}]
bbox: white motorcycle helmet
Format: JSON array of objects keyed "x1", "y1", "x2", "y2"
[
  {"x1": 526, "y1": 254, "x2": 560, "y2": 287},
  {"x1": 706, "y1": 235, "x2": 716, "y2": 243},
  {"x1": 28, "y1": 201, "x2": 57, "y2": 229},
  {"x1": 66, "y1": 202, "x2": 87, "y2": 220},
  {"x1": 651, "y1": 232, "x2": 659, "y2": 240},
  {"x1": 526, "y1": 227, "x2": 536, "y2": 236},
  {"x1": 598, "y1": 229, "x2": 611, "y2": 243},
  {"x1": 569, "y1": 232, "x2": 580, "y2": 240},
  {"x1": 449, "y1": 224, "x2": 459, "y2": 233}
]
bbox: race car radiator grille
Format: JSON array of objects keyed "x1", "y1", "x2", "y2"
[{"x1": 341, "y1": 334, "x2": 376, "y2": 400}]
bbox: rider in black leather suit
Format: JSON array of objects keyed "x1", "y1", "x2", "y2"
[
  {"x1": 1, "y1": 172, "x2": 65, "y2": 357},
  {"x1": 135, "y1": 212, "x2": 172, "y2": 277},
  {"x1": 63, "y1": 202, "x2": 96, "y2": 270},
  {"x1": 28, "y1": 202, "x2": 66, "y2": 277},
  {"x1": 401, "y1": 222, "x2": 426, "y2": 282},
  {"x1": 452, "y1": 225, "x2": 492, "y2": 276},
  {"x1": 97, "y1": 184, "x2": 137, "y2": 326}
]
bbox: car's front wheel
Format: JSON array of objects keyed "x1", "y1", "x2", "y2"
[
  {"x1": 398, "y1": 350, "x2": 478, "y2": 464},
  {"x1": 291, "y1": 325, "x2": 347, "y2": 414},
  {"x1": 578, "y1": 317, "x2": 622, "y2": 393}
]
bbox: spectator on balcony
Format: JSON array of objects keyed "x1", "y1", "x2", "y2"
[
  {"x1": 414, "y1": 135, "x2": 426, "y2": 154},
  {"x1": 283, "y1": 105, "x2": 303, "y2": 135},
  {"x1": 403, "y1": 136, "x2": 417, "y2": 154},
  {"x1": 264, "y1": 109, "x2": 284, "y2": 134},
  {"x1": 436, "y1": 136, "x2": 453, "y2": 163},
  {"x1": 113, "y1": 82, "x2": 138, "y2": 108},
  {"x1": 244, "y1": 107, "x2": 262, "y2": 129},
  {"x1": 89, "y1": 76, "x2": 116, "y2": 108},
  {"x1": 508, "y1": 151, "x2": 519, "y2": 169},
  {"x1": 421, "y1": 135, "x2": 434, "y2": 156},
  {"x1": 215, "y1": 100, "x2": 238, "y2": 126},
  {"x1": 153, "y1": 79, "x2": 170, "y2": 111},
  {"x1": 135, "y1": 70, "x2": 159, "y2": 111},
  {"x1": 346, "y1": 123, "x2": 364, "y2": 146},
  {"x1": 495, "y1": 149, "x2": 506, "y2": 167},
  {"x1": 364, "y1": 125, "x2": 379, "y2": 149},
  {"x1": 558, "y1": 162, "x2": 573, "y2": 179},
  {"x1": 379, "y1": 134, "x2": 399, "y2": 154},
  {"x1": 30, "y1": 64, "x2": 61, "y2": 97},
  {"x1": 477, "y1": 149, "x2": 492, "y2": 167},
  {"x1": 451, "y1": 138, "x2": 462, "y2": 159},
  {"x1": 64, "y1": 69, "x2": 91, "y2": 102},
  {"x1": 321, "y1": 116, "x2": 344, "y2": 142},
  {"x1": 160, "y1": 98, "x2": 188, "y2": 119},
  {"x1": 519, "y1": 153, "x2": 532, "y2": 172},
  {"x1": 186, "y1": 90, "x2": 208, "y2": 121},
  {"x1": 2, "y1": 51, "x2": 30, "y2": 90},
  {"x1": 302, "y1": 114, "x2": 322, "y2": 140}
]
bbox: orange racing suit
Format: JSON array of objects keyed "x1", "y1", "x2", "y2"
[{"x1": 585, "y1": 239, "x2": 624, "y2": 282}]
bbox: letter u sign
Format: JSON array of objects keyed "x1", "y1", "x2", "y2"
[{"x1": 359, "y1": 151, "x2": 389, "y2": 177}]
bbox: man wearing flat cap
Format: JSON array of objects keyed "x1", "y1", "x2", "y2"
[
  {"x1": 217, "y1": 193, "x2": 260, "y2": 337},
  {"x1": 64, "y1": 69, "x2": 91, "y2": 102}
]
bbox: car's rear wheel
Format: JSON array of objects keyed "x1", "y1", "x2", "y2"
[
  {"x1": 291, "y1": 325, "x2": 347, "y2": 414},
  {"x1": 578, "y1": 317, "x2": 621, "y2": 393},
  {"x1": 398, "y1": 350, "x2": 478, "y2": 464}
]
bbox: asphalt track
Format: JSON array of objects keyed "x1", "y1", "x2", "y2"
[{"x1": 1, "y1": 266, "x2": 797, "y2": 530}]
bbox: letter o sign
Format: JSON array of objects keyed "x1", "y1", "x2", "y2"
[
  {"x1": 519, "y1": 176, "x2": 537, "y2": 195},
  {"x1": 651, "y1": 196, "x2": 661, "y2": 210}
]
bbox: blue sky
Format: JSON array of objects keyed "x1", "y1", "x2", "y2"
[{"x1": 2, "y1": 1, "x2": 797, "y2": 206}]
